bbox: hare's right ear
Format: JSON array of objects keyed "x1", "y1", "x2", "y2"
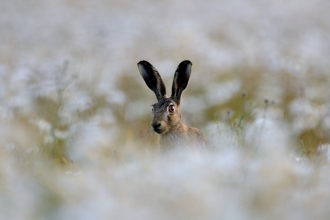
[{"x1": 137, "y1": 60, "x2": 166, "y2": 101}]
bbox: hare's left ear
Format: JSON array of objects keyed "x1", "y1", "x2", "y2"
[{"x1": 171, "y1": 60, "x2": 192, "y2": 104}]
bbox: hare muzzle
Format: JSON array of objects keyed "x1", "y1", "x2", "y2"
[
  {"x1": 151, "y1": 121, "x2": 162, "y2": 133},
  {"x1": 150, "y1": 118, "x2": 168, "y2": 134}
]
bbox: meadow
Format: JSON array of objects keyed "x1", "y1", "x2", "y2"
[{"x1": 1, "y1": 0, "x2": 330, "y2": 219}]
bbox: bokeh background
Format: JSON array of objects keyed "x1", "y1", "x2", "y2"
[{"x1": 1, "y1": 0, "x2": 330, "y2": 219}]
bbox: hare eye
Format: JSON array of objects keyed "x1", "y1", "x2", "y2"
[{"x1": 168, "y1": 104, "x2": 175, "y2": 113}]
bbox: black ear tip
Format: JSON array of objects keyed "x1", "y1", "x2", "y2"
[
  {"x1": 138, "y1": 61, "x2": 154, "y2": 75},
  {"x1": 177, "y1": 60, "x2": 192, "y2": 73},
  {"x1": 137, "y1": 60, "x2": 151, "y2": 66},
  {"x1": 179, "y1": 60, "x2": 192, "y2": 66}
]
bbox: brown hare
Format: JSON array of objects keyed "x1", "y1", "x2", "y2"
[{"x1": 137, "y1": 60, "x2": 207, "y2": 151}]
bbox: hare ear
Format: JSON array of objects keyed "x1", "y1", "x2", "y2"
[
  {"x1": 171, "y1": 60, "x2": 192, "y2": 104},
  {"x1": 137, "y1": 60, "x2": 166, "y2": 101}
]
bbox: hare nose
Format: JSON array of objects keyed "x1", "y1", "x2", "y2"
[{"x1": 151, "y1": 122, "x2": 161, "y2": 130}]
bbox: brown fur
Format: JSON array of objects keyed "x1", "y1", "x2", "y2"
[
  {"x1": 159, "y1": 122, "x2": 207, "y2": 151},
  {"x1": 152, "y1": 99, "x2": 207, "y2": 150}
]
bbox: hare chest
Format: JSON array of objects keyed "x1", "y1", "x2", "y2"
[{"x1": 159, "y1": 125, "x2": 206, "y2": 151}]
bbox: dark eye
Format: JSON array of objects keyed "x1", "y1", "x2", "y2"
[
  {"x1": 168, "y1": 104, "x2": 175, "y2": 113},
  {"x1": 152, "y1": 107, "x2": 154, "y2": 112}
]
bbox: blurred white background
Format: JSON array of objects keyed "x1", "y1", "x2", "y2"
[{"x1": 1, "y1": 0, "x2": 330, "y2": 219}]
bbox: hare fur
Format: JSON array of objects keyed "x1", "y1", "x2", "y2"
[{"x1": 137, "y1": 60, "x2": 207, "y2": 151}]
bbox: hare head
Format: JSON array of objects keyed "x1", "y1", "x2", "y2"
[{"x1": 138, "y1": 60, "x2": 206, "y2": 149}]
